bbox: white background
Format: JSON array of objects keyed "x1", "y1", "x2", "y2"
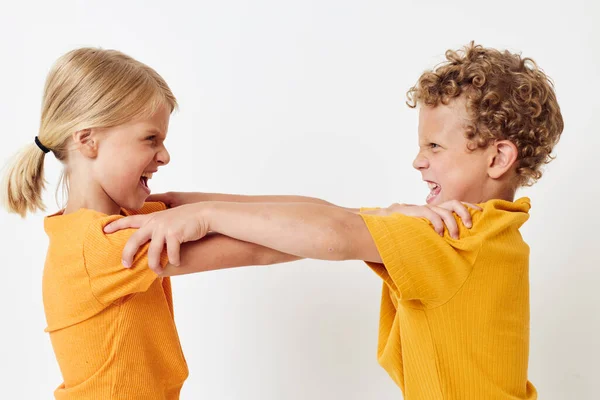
[{"x1": 1, "y1": 1, "x2": 598, "y2": 399}]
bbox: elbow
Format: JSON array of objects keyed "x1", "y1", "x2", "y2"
[
  {"x1": 319, "y1": 217, "x2": 358, "y2": 261},
  {"x1": 251, "y1": 244, "x2": 281, "y2": 266},
  {"x1": 253, "y1": 246, "x2": 303, "y2": 266},
  {"x1": 327, "y1": 211, "x2": 372, "y2": 261}
]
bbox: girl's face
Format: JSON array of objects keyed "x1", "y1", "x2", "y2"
[{"x1": 91, "y1": 105, "x2": 171, "y2": 212}]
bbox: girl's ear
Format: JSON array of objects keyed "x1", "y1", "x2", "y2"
[{"x1": 72, "y1": 129, "x2": 98, "y2": 159}]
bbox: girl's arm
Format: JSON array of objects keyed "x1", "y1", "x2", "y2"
[
  {"x1": 204, "y1": 202, "x2": 380, "y2": 262},
  {"x1": 105, "y1": 201, "x2": 381, "y2": 273},
  {"x1": 104, "y1": 201, "x2": 476, "y2": 273},
  {"x1": 200, "y1": 201, "x2": 478, "y2": 264},
  {"x1": 147, "y1": 191, "x2": 359, "y2": 212}
]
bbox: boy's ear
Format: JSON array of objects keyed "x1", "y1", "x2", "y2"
[
  {"x1": 72, "y1": 129, "x2": 98, "y2": 159},
  {"x1": 487, "y1": 140, "x2": 519, "y2": 179}
]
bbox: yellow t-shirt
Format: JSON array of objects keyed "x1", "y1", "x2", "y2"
[
  {"x1": 360, "y1": 198, "x2": 536, "y2": 400},
  {"x1": 43, "y1": 202, "x2": 188, "y2": 399}
]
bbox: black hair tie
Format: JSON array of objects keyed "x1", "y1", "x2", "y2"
[{"x1": 34, "y1": 136, "x2": 51, "y2": 154}]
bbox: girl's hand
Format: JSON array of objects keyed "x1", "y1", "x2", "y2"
[
  {"x1": 363, "y1": 200, "x2": 482, "y2": 239},
  {"x1": 103, "y1": 204, "x2": 208, "y2": 273}
]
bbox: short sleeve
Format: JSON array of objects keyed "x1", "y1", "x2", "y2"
[
  {"x1": 83, "y1": 215, "x2": 169, "y2": 305},
  {"x1": 360, "y1": 211, "x2": 481, "y2": 308}
]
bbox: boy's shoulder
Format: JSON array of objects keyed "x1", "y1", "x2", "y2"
[
  {"x1": 474, "y1": 197, "x2": 531, "y2": 232},
  {"x1": 359, "y1": 197, "x2": 530, "y2": 256}
]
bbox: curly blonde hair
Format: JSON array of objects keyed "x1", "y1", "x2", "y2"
[{"x1": 407, "y1": 42, "x2": 564, "y2": 186}]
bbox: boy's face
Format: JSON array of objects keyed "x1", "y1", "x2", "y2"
[
  {"x1": 92, "y1": 104, "x2": 171, "y2": 211},
  {"x1": 414, "y1": 98, "x2": 490, "y2": 206}
]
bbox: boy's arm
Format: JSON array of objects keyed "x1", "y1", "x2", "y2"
[{"x1": 159, "y1": 233, "x2": 301, "y2": 277}]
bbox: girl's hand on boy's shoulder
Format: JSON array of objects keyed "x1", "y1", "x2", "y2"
[
  {"x1": 103, "y1": 204, "x2": 209, "y2": 273},
  {"x1": 362, "y1": 200, "x2": 481, "y2": 239}
]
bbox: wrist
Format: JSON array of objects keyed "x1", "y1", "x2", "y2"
[{"x1": 192, "y1": 201, "x2": 219, "y2": 232}]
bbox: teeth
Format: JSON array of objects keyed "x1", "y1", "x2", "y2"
[
  {"x1": 427, "y1": 182, "x2": 439, "y2": 190},
  {"x1": 141, "y1": 172, "x2": 153, "y2": 179}
]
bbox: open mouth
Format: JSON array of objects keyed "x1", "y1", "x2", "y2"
[
  {"x1": 139, "y1": 172, "x2": 154, "y2": 194},
  {"x1": 425, "y1": 181, "x2": 441, "y2": 204}
]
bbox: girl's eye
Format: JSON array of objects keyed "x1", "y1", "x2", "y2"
[
  {"x1": 146, "y1": 135, "x2": 157, "y2": 141},
  {"x1": 145, "y1": 135, "x2": 159, "y2": 146},
  {"x1": 430, "y1": 143, "x2": 440, "y2": 149}
]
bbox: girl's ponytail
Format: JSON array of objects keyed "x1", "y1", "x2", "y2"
[
  {"x1": 2, "y1": 47, "x2": 177, "y2": 217},
  {"x1": 2, "y1": 141, "x2": 48, "y2": 217}
]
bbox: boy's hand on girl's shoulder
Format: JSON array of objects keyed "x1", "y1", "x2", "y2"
[
  {"x1": 362, "y1": 200, "x2": 481, "y2": 239},
  {"x1": 103, "y1": 204, "x2": 209, "y2": 273}
]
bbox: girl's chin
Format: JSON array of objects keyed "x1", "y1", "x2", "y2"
[
  {"x1": 426, "y1": 190, "x2": 442, "y2": 205},
  {"x1": 118, "y1": 196, "x2": 147, "y2": 212}
]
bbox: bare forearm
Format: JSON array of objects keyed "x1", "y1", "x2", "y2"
[
  {"x1": 170, "y1": 191, "x2": 357, "y2": 210},
  {"x1": 197, "y1": 202, "x2": 380, "y2": 262},
  {"x1": 160, "y1": 233, "x2": 301, "y2": 277}
]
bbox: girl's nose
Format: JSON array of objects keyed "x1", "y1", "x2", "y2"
[{"x1": 157, "y1": 145, "x2": 170, "y2": 166}]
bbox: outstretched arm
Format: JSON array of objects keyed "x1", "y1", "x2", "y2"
[
  {"x1": 147, "y1": 191, "x2": 358, "y2": 212},
  {"x1": 159, "y1": 232, "x2": 300, "y2": 277},
  {"x1": 204, "y1": 202, "x2": 380, "y2": 262},
  {"x1": 104, "y1": 200, "x2": 477, "y2": 274}
]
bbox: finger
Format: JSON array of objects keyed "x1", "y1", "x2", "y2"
[
  {"x1": 166, "y1": 235, "x2": 181, "y2": 267},
  {"x1": 444, "y1": 201, "x2": 473, "y2": 229},
  {"x1": 455, "y1": 203, "x2": 473, "y2": 228},
  {"x1": 104, "y1": 215, "x2": 147, "y2": 233},
  {"x1": 421, "y1": 208, "x2": 445, "y2": 236},
  {"x1": 438, "y1": 201, "x2": 472, "y2": 229},
  {"x1": 432, "y1": 206, "x2": 459, "y2": 239},
  {"x1": 462, "y1": 202, "x2": 482, "y2": 211},
  {"x1": 148, "y1": 233, "x2": 166, "y2": 274},
  {"x1": 121, "y1": 228, "x2": 152, "y2": 268}
]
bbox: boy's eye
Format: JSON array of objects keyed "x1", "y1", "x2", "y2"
[
  {"x1": 429, "y1": 143, "x2": 440, "y2": 149},
  {"x1": 145, "y1": 135, "x2": 157, "y2": 141}
]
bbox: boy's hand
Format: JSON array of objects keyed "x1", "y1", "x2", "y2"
[
  {"x1": 363, "y1": 200, "x2": 481, "y2": 239},
  {"x1": 103, "y1": 204, "x2": 209, "y2": 273}
]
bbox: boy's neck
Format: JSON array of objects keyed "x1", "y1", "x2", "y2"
[{"x1": 479, "y1": 183, "x2": 516, "y2": 203}]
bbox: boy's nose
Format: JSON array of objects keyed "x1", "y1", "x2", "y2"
[
  {"x1": 157, "y1": 145, "x2": 171, "y2": 166},
  {"x1": 412, "y1": 153, "x2": 429, "y2": 170}
]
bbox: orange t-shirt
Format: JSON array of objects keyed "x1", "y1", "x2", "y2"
[
  {"x1": 360, "y1": 198, "x2": 536, "y2": 400},
  {"x1": 43, "y1": 202, "x2": 188, "y2": 399}
]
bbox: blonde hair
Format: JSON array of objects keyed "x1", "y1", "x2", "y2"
[{"x1": 1, "y1": 48, "x2": 177, "y2": 217}]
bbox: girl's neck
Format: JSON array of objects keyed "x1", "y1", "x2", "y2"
[{"x1": 63, "y1": 176, "x2": 122, "y2": 216}]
